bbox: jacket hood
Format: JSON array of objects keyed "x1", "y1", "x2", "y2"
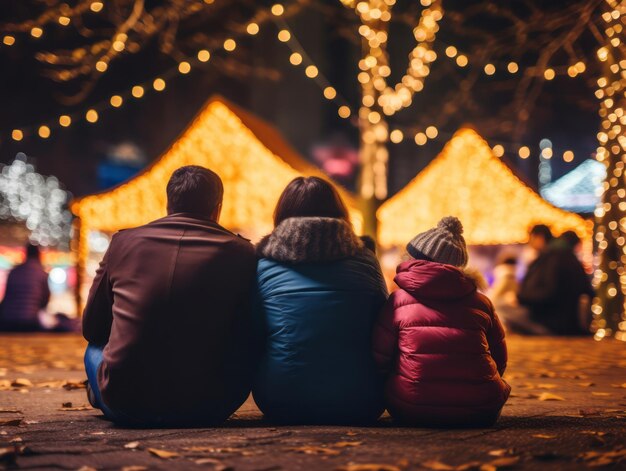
[
  {"x1": 257, "y1": 217, "x2": 365, "y2": 263},
  {"x1": 394, "y1": 259, "x2": 478, "y2": 301}
]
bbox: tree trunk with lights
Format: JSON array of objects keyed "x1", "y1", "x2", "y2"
[
  {"x1": 341, "y1": 0, "x2": 443, "y2": 237},
  {"x1": 591, "y1": 0, "x2": 626, "y2": 341}
]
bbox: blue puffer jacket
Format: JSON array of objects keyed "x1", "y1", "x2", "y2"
[{"x1": 252, "y1": 217, "x2": 388, "y2": 424}]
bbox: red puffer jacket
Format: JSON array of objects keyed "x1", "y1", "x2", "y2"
[{"x1": 373, "y1": 259, "x2": 510, "y2": 427}]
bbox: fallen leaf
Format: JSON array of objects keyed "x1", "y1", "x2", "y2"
[
  {"x1": 591, "y1": 392, "x2": 611, "y2": 396},
  {"x1": 612, "y1": 383, "x2": 626, "y2": 389},
  {"x1": 578, "y1": 383, "x2": 595, "y2": 387},
  {"x1": 62, "y1": 402, "x2": 73, "y2": 408},
  {"x1": 121, "y1": 467, "x2": 148, "y2": 471},
  {"x1": 537, "y1": 392, "x2": 565, "y2": 401},
  {"x1": 124, "y1": 441, "x2": 140, "y2": 449},
  {"x1": 288, "y1": 446, "x2": 341, "y2": 456},
  {"x1": 148, "y1": 448, "x2": 179, "y2": 459},
  {"x1": 58, "y1": 405, "x2": 92, "y2": 411},
  {"x1": 91, "y1": 432, "x2": 106, "y2": 435},
  {"x1": 194, "y1": 458, "x2": 234, "y2": 470},
  {"x1": 9, "y1": 438, "x2": 22, "y2": 443},
  {"x1": 63, "y1": 380, "x2": 86, "y2": 390},
  {"x1": 537, "y1": 384, "x2": 557, "y2": 389},
  {"x1": 579, "y1": 449, "x2": 626, "y2": 467},
  {"x1": 420, "y1": 461, "x2": 455, "y2": 470},
  {"x1": 533, "y1": 434, "x2": 556, "y2": 439},
  {"x1": 0, "y1": 445, "x2": 27, "y2": 465},
  {"x1": 0, "y1": 380, "x2": 12, "y2": 390},
  {"x1": 346, "y1": 431, "x2": 359, "y2": 436},
  {"x1": 0, "y1": 418, "x2": 23, "y2": 426},
  {"x1": 336, "y1": 464, "x2": 402, "y2": 471},
  {"x1": 333, "y1": 441, "x2": 363, "y2": 448},
  {"x1": 488, "y1": 450, "x2": 514, "y2": 457},
  {"x1": 0, "y1": 409, "x2": 21, "y2": 414},
  {"x1": 77, "y1": 467, "x2": 97, "y2": 471},
  {"x1": 10, "y1": 379, "x2": 33, "y2": 388}
]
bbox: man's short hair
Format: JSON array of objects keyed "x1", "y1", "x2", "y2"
[
  {"x1": 25, "y1": 243, "x2": 40, "y2": 260},
  {"x1": 166, "y1": 166, "x2": 224, "y2": 215},
  {"x1": 529, "y1": 224, "x2": 553, "y2": 242}
]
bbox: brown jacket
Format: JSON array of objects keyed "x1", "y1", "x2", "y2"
[{"x1": 83, "y1": 213, "x2": 256, "y2": 423}]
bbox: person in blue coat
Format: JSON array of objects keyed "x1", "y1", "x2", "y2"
[{"x1": 252, "y1": 176, "x2": 388, "y2": 424}]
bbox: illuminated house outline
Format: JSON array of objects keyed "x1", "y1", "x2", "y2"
[{"x1": 377, "y1": 128, "x2": 592, "y2": 247}]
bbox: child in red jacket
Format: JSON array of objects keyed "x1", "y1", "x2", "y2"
[{"x1": 373, "y1": 216, "x2": 510, "y2": 427}]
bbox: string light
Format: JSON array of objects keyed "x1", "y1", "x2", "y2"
[
  {"x1": 338, "y1": 106, "x2": 351, "y2": 118},
  {"x1": 246, "y1": 23, "x2": 260, "y2": 35},
  {"x1": 197, "y1": 50, "x2": 211, "y2": 62},
  {"x1": 11, "y1": 130, "x2": 23, "y2": 141},
  {"x1": 2, "y1": 36, "x2": 15, "y2": 46},
  {"x1": 152, "y1": 78, "x2": 166, "y2": 92},
  {"x1": 38, "y1": 125, "x2": 50, "y2": 139},
  {"x1": 389, "y1": 129, "x2": 404, "y2": 144},
  {"x1": 131, "y1": 85, "x2": 144, "y2": 98},
  {"x1": 85, "y1": 109, "x2": 98, "y2": 123},
  {"x1": 178, "y1": 61, "x2": 191, "y2": 74},
  {"x1": 289, "y1": 52, "x2": 303, "y2": 65},
  {"x1": 271, "y1": 4, "x2": 285, "y2": 16},
  {"x1": 592, "y1": 0, "x2": 626, "y2": 342},
  {"x1": 323, "y1": 86, "x2": 337, "y2": 99},
  {"x1": 30, "y1": 27, "x2": 43, "y2": 38},
  {"x1": 519, "y1": 146, "x2": 530, "y2": 159},
  {"x1": 305, "y1": 65, "x2": 318, "y2": 78},
  {"x1": 90, "y1": 2, "x2": 104, "y2": 13},
  {"x1": 223, "y1": 39, "x2": 236, "y2": 51},
  {"x1": 414, "y1": 132, "x2": 427, "y2": 145},
  {"x1": 59, "y1": 115, "x2": 71, "y2": 127},
  {"x1": 277, "y1": 30, "x2": 291, "y2": 42},
  {"x1": 110, "y1": 95, "x2": 123, "y2": 107}
]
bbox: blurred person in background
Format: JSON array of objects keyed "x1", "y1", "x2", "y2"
[
  {"x1": 518, "y1": 230, "x2": 594, "y2": 335},
  {"x1": 0, "y1": 243, "x2": 50, "y2": 332}
]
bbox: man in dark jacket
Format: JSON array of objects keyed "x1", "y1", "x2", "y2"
[
  {"x1": 0, "y1": 244, "x2": 50, "y2": 331},
  {"x1": 518, "y1": 231, "x2": 594, "y2": 335},
  {"x1": 83, "y1": 165, "x2": 257, "y2": 426}
]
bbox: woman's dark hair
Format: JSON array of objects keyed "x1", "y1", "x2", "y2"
[
  {"x1": 273, "y1": 177, "x2": 350, "y2": 227},
  {"x1": 529, "y1": 224, "x2": 553, "y2": 242}
]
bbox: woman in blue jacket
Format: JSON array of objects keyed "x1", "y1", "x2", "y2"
[{"x1": 252, "y1": 176, "x2": 388, "y2": 424}]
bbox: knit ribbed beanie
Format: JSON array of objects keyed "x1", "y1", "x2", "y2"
[{"x1": 406, "y1": 216, "x2": 469, "y2": 267}]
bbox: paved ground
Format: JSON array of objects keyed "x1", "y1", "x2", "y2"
[{"x1": 0, "y1": 334, "x2": 625, "y2": 470}]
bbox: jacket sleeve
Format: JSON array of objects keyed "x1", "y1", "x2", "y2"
[
  {"x1": 82, "y1": 242, "x2": 113, "y2": 346},
  {"x1": 372, "y1": 295, "x2": 398, "y2": 375},
  {"x1": 485, "y1": 299, "x2": 508, "y2": 376}
]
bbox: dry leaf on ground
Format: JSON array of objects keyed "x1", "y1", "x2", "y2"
[
  {"x1": 333, "y1": 441, "x2": 363, "y2": 447},
  {"x1": 579, "y1": 449, "x2": 626, "y2": 467},
  {"x1": 336, "y1": 464, "x2": 402, "y2": 471},
  {"x1": 578, "y1": 383, "x2": 595, "y2": 387},
  {"x1": 488, "y1": 450, "x2": 514, "y2": 457},
  {"x1": 591, "y1": 392, "x2": 611, "y2": 396},
  {"x1": 537, "y1": 392, "x2": 565, "y2": 401},
  {"x1": 533, "y1": 434, "x2": 556, "y2": 439},
  {"x1": 77, "y1": 467, "x2": 97, "y2": 471},
  {"x1": 121, "y1": 467, "x2": 148, "y2": 471},
  {"x1": 10, "y1": 379, "x2": 33, "y2": 388},
  {"x1": 124, "y1": 441, "x2": 140, "y2": 449},
  {"x1": 0, "y1": 409, "x2": 21, "y2": 414},
  {"x1": 537, "y1": 384, "x2": 557, "y2": 389},
  {"x1": 421, "y1": 460, "x2": 455, "y2": 470},
  {"x1": 58, "y1": 405, "x2": 92, "y2": 411},
  {"x1": 288, "y1": 446, "x2": 341, "y2": 456},
  {"x1": 148, "y1": 448, "x2": 179, "y2": 459}
]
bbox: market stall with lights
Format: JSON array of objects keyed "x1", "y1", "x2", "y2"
[
  {"x1": 71, "y1": 96, "x2": 363, "y2": 310},
  {"x1": 377, "y1": 128, "x2": 592, "y2": 250}
]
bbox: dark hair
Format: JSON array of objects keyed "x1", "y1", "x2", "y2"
[
  {"x1": 360, "y1": 235, "x2": 376, "y2": 253},
  {"x1": 166, "y1": 166, "x2": 223, "y2": 215},
  {"x1": 560, "y1": 230, "x2": 580, "y2": 248},
  {"x1": 25, "y1": 243, "x2": 40, "y2": 260},
  {"x1": 529, "y1": 224, "x2": 553, "y2": 242},
  {"x1": 273, "y1": 177, "x2": 349, "y2": 227}
]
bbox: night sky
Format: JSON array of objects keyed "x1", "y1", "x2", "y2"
[{"x1": 0, "y1": 0, "x2": 602, "y2": 198}]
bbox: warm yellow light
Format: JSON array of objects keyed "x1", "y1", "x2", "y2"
[
  {"x1": 95, "y1": 61, "x2": 108, "y2": 72},
  {"x1": 377, "y1": 128, "x2": 592, "y2": 248},
  {"x1": 519, "y1": 146, "x2": 530, "y2": 159},
  {"x1": 277, "y1": 30, "x2": 291, "y2": 42},
  {"x1": 597, "y1": 47, "x2": 609, "y2": 62},
  {"x1": 338, "y1": 106, "x2": 351, "y2": 118},
  {"x1": 567, "y1": 66, "x2": 578, "y2": 78},
  {"x1": 11, "y1": 129, "x2": 23, "y2": 141},
  {"x1": 563, "y1": 150, "x2": 574, "y2": 162},
  {"x1": 305, "y1": 65, "x2": 318, "y2": 78},
  {"x1": 456, "y1": 55, "x2": 468, "y2": 67},
  {"x1": 2, "y1": 36, "x2": 15, "y2": 46},
  {"x1": 484, "y1": 63, "x2": 496, "y2": 75},
  {"x1": 390, "y1": 130, "x2": 404, "y2": 144},
  {"x1": 289, "y1": 52, "x2": 302, "y2": 65},
  {"x1": 544, "y1": 68, "x2": 555, "y2": 80},
  {"x1": 58, "y1": 16, "x2": 71, "y2": 26},
  {"x1": 492, "y1": 144, "x2": 504, "y2": 157},
  {"x1": 86, "y1": 109, "x2": 99, "y2": 123},
  {"x1": 131, "y1": 86, "x2": 144, "y2": 98},
  {"x1": 541, "y1": 147, "x2": 553, "y2": 159},
  {"x1": 197, "y1": 50, "x2": 211, "y2": 62},
  {"x1": 110, "y1": 95, "x2": 123, "y2": 107},
  {"x1": 414, "y1": 132, "x2": 427, "y2": 146},
  {"x1": 30, "y1": 27, "x2": 43, "y2": 38},
  {"x1": 271, "y1": 4, "x2": 285, "y2": 15},
  {"x1": 445, "y1": 46, "x2": 457, "y2": 58},
  {"x1": 323, "y1": 86, "x2": 337, "y2": 100},
  {"x1": 59, "y1": 115, "x2": 72, "y2": 127},
  {"x1": 38, "y1": 125, "x2": 51, "y2": 139},
  {"x1": 223, "y1": 39, "x2": 236, "y2": 51},
  {"x1": 178, "y1": 61, "x2": 191, "y2": 74},
  {"x1": 507, "y1": 62, "x2": 519, "y2": 73},
  {"x1": 90, "y1": 1, "x2": 104, "y2": 13},
  {"x1": 246, "y1": 23, "x2": 259, "y2": 35},
  {"x1": 112, "y1": 40, "x2": 125, "y2": 52},
  {"x1": 425, "y1": 126, "x2": 438, "y2": 139},
  {"x1": 153, "y1": 78, "x2": 166, "y2": 91}
]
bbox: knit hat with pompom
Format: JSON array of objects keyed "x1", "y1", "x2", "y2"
[{"x1": 406, "y1": 216, "x2": 468, "y2": 267}]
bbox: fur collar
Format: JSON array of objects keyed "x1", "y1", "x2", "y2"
[{"x1": 257, "y1": 217, "x2": 365, "y2": 263}]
